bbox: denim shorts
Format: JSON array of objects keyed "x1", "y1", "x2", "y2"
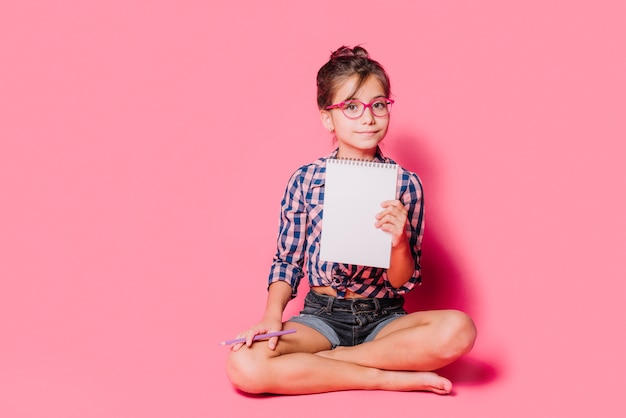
[{"x1": 288, "y1": 290, "x2": 406, "y2": 348}]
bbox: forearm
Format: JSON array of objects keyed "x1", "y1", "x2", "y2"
[
  {"x1": 263, "y1": 281, "x2": 294, "y2": 321},
  {"x1": 376, "y1": 199, "x2": 417, "y2": 289},
  {"x1": 230, "y1": 281, "x2": 294, "y2": 351},
  {"x1": 386, "y1": 239, "x2": 415, "y2": 288}
]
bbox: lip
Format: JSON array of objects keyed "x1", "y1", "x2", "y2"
[{"x1": 356, "y1": 130, "x2": 379, "y2": 135}]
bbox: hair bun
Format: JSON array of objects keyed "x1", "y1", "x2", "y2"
[{"x1": 330, "y1": 45, "x2": 370, "y2": 60}]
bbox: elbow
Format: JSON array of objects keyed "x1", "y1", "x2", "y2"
[{"x1": 385, "y1": 270, "x2": 414, "y2": 290}]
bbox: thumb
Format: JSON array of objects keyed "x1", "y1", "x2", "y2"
[{"x1": 268, "y1": 336, "x2": 279, "y2": 350}]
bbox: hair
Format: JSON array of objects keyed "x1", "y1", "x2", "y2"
[{"x1": 316, "y1": 45, "x2": 391, "y2": 110}]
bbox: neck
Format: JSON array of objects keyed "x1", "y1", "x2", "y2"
[{"x1": 336, "y1": 147, "x2": 378, "y2": 161}]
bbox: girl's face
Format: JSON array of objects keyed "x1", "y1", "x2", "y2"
[{"x1": 320, "y1": 75, "x2": 390, "y2": 160}]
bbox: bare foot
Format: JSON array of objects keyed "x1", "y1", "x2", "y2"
[
  {"x1": 379, "y1": 370, "x2": 452, "y2": 395},
  {"x1": 315, "y1": 349, "x2": 452, "y2": 394}
]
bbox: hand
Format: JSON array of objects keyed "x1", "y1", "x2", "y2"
[
  {"x1": 375, "y1": 200, "x2": 409, "y2": 247},
  {"x1": 230, "y1": 318, "x2": 284, "y2": 352}
]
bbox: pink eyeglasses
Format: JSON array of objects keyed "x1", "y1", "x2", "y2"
[{"x1": 325, "y1": 98, "x2": 394, "y2": 119}]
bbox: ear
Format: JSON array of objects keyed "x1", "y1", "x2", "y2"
[{"x1": 320, "y1": 110, "x2": 334, "y2": 133}]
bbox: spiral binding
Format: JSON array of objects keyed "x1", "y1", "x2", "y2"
[{"x1": 328, "y1": 157, "x2": 397, "y2": 169}]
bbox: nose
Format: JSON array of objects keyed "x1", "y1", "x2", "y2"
[{"x1": 361, "y1": 104, "x2": 376, "y2": 124}]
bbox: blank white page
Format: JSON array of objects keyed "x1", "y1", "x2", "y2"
[{"x1": 319, "y1": 158, "x2": 398, "y2": 268}]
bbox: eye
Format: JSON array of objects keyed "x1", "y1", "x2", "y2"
[
  {"x1": 372, "y1": 100, "x2": 388, "y2": 110},
  {"x1": 344, "y1": 102, "x2": 359, "y2": 111}
]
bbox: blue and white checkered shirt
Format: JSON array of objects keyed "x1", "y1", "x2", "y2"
[{"x1": 268, "y1": 148, "x2": 424, "y2": 299}]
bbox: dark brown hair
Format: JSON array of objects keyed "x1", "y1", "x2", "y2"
[{"x1": 316, "y1": 45, "x2": 391, "y2": 109}]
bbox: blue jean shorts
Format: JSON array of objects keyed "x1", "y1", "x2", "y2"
[{"x1": 288, "y1": 290, "x2": 406, "y2": 348}]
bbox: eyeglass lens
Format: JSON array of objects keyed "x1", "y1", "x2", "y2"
[{"x1": 341, "y1": 99, "x2": 392, "y2": 118}]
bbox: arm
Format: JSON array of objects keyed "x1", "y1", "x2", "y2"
[
  {"x1": 231, "y1": 281, "x2": 293, "y2": 352},
  {"x1": 375, "y1": 172, "x2": 424, "y2": 290},
  {"x1": 232, "y1": 170, "x2": 308, "y2": 351},
  {"x1": 386, "y1": 228, "x2": 415, "y2": 288},
  {"x1": 376, "y1": 200, "x2": 414, "y2": 288}
]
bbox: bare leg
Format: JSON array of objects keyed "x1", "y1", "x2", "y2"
[
  {"x1": 226, "y1": 321, "x2": 455, "y2": 395},
  {"x1": 316, "y1": 309, "x2": 477, "y2": 371}
]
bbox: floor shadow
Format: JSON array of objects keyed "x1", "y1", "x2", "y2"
[
  {"x1": 232, "y1": 388, "x2": 276, "y2": 399},
  {"x1": 438, "y1": 356, "x2": 500, "y2": 386}
]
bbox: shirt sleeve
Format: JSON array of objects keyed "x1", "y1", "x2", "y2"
[
  {"x1": 382, "y1": 171, "x2": 425, "y2": 294},
  {"x1": 267, "y1": 169, "x2": 307, "y2": 298}
]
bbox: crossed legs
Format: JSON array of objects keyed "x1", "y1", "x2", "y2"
[{"x1": 226, "y1": 309, "x2": 476, "y2": 395}]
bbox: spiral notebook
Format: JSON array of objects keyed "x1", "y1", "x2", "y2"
[{"x1": 320, "y1": 158, "x2": 398, "y2": 268}]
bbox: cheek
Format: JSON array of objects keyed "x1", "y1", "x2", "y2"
[{"x1": 334, "y1": 119, "x2": 352, "y2": 132}]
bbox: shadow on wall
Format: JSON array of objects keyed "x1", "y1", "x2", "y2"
[
  {"x1": 408, "y1": 231, "x2": 473, "y2": 312},
  {"x1": 388, "y1": 132, "x2": 499, "y2": 386},
  {"x1": 387, "y1": 131, "x2": 474, "y2": 314}
]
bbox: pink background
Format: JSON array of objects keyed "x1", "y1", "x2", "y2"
[{"x1": 2, "y1": 1, "x2": 625, "y2": 417}]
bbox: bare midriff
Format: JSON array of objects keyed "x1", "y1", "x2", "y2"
[{"x1": 310, "y1": 286, "x2": 367, "y2": 299}]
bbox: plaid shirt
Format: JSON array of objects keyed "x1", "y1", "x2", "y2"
[{"x1": 267, "y1": 148, "x2": 424, "y2": 299}]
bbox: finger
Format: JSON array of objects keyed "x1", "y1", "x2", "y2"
[
  {"x1": 379, "y1": 216, "x2": 408, "y2": 236},
  {"x1": 376, "y1": 208, "x2": 399, "y2": 220},
  {"x1": 387, "y1": 205, "x2": 408, "y2": 218},
  {"x1": 377, "y1": 205, "x2": 407, "y2": 219},
  {"x1": 245, "y1": 331, "x2": 257, "y2": 347},
  {"x1": 379, "y1": 222, "x2": 402, "y2": 235},
  {"x1": 375, "y1": 213, "x2": 404, "y2": 228},
  {"x1": 380, "y1": 199, "x2": 398, "y2": 207},
  {"x1": 245, "y1": 327, "x2": 273, "y2": 347},
  {"x1": 380, "y1": 200, "x2": 405, "y2": 210},
  {"x1": 268, "y1": 336, "x2": 279, "y2": 350},
  {"x1": 229, "y1": 331, "x2": 247, "y2": 351}
]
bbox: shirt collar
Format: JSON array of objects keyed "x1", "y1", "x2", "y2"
[
  {"x1": 328, "y1": 147, "x2": 388, "y2": 162},
  {"x1": 312, "y1": 147, "x2": 389, "y2": 187}
]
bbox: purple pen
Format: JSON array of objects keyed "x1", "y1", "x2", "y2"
[{"x1": 219, "y1": 329, "x2": 297, "y2": 346}]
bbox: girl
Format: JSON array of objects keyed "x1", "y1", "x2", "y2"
[{"x1": 226, "y1": 46, "x2": 476, "y2": 395}]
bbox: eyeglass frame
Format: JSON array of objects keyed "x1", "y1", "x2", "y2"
[{"x1": 325, "y1": 97, "x2": 395, "y2": 119}]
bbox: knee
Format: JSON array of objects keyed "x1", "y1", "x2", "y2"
[
  {"x1": 226, "y1": 348, "x2": 270, "y2": 394},
  {"x1": 438, "y1": 310, "x2": 477, "y2": 361}
]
